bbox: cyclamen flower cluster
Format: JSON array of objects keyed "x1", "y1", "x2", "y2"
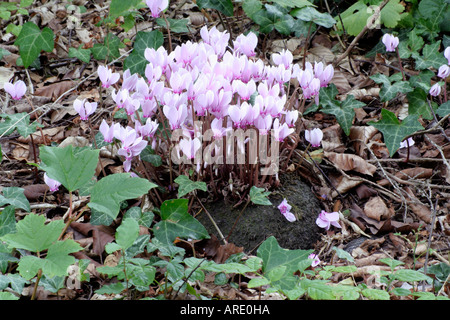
[{"x1": 87, "y1": 26, "x2": 334, "y2": 174}]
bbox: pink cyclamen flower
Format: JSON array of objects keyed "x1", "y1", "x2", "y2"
[
  {"x1": 382, "y1": 34, "x2": 399, "y2": 52},
  {"x1": 146, "y1": 0, "x2": 168, "y2": 18},
  {"x1": 272, "y1": 49, "x2": 293, "y2": 70},
  {"x1": 437, "y1": 65, "x2": 450, "y2": 79},
  {"x1": 308, "y1": 253, "x2": 321, "y2": 267},
  {"x1": 277, "y1": 198, "x2": 296, "y2": 222},
  {"x1": 314, "y1": 62, "x2": 334, "y2": 87},
  {"x1": 44, "y1": 173, "x2": 61, "y2": 192},
  {"x1": 444, "y1": 47, "x2": 450, "y2": 65},
  {"x1": 99, "y1": 119, "x2": 115, "y2": 143},
  {"x1": 98, "y1": 65, "x2": 120, "y2": 88},
  {"x1": 429, "y1": 83, "x2": 441, "y2": 97},
  {"x1": 4, "y1": 80, "x2": 26, "y2": 100},
  {"x1": 399, "y1": 137, "x2": 414, "y2": 149},
  {"x1": 305, "y1": 128, "x2": 323, "y2": 147},
  {"x1": 316, "y1": 210, "x2": 341, "y2": 230},
  {"x1": 233, "y1": 32, "x2": 258, "y2": 57},
  {"x1": 73, "y1": 99, "x2": 97, "y2": 120}
]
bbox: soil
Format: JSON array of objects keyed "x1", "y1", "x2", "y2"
[{"x1": 197, "y1": 172, "x2": 323, "y2": 254}]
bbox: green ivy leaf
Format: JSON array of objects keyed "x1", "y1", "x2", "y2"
[
  {"x1": 270, "y1": 0, "x2": 313, "y2": 8},
  {"x1": 412, "y1": 41, "x2": 448, "y2": 70},
  {"x1": 436, "y1": 101, "x2": 450, "y2": 117},
  {"x1": 39, "y1": 145, "x2": 100, "y2": 192},
  {"x1": 90, "y1": 33, "x2": 121, "y2": 62},
  {"x1": 249, "y1": 186, "x2": 272, "y2": 205},
  {"x1": 196, "y1": 0, "x2": 234, "y2": 17},
  {"x1": 361, "y1": 288, "x2": 390, "y2": 300},
  {"x1": 14, "y1": 21, "x2": 54, "y2": 68},
  {"x1": 368, "y1": 109, "x2": 423, "y2": 156},
  {"x1": 0, "y1": 206, "x2": 16, "y2": 238},
  {"x1": 114, "y1": 218, "x2": 140, "y2": 251},
  {"x1": 321, "y1": 94, "x2": 364, "y2": 136},
  {"x1": 88, "y1": 173, "x2": 157, "y2": 221},
  {"x1": 68, "y1": 45, "x2": 91, "y2": 63},
  {"x1": 140, "y1": 145, "x2": 162, "y2": 167},
  {"x1": 124, "y1": 30, "x2": 164, "y2": 77},
  {"x1": 156, "y1": 18, "x2": 190, "y2": 33},
  {"x1": 291, "y1": 6, "x2": 336, "y2": 28},
  {"x1": 370, "y1": 74, "x2": 413, "y2": 102},
  {"x1": 174, "y1": 175, "x2": 207, "y2": 198},
  {"x1": 153, "y1": 199, "x2": 209, "y2": 244},
  {"x1": 109, "y1": 0, "x2": 141, "y2": 18},
  {"x1": 0, "y1": 113, "x2": 42, "y2": 138},
  {"x1": 407, "y1": 88, "x2": 437, "y2": 120},
  {"x1": 0, "y1": 187, "x2": 30, "y2": 212}
]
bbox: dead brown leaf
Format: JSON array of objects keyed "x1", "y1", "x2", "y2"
[
  {"x1": 325, "y1": 151, "x2": 377, "y2": 176},
  {"x1": 34, "y1": 80, "x2": 75, "y2": 101},
  {"x1": 70, "y1": 221, "x2": 115, "y2": 256},
  {"x1": 364, "y1": 196, "x2": 393, "y2": 221}
]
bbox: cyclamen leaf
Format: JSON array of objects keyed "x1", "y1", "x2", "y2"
[
  {"x1": 88, "y1": 173, "x2": 157, "y2": 221},
  {"x1": 174, "y1": 175, "x2": 207, "y2": 198},
  {"x1": 196, "y1": 0, "x2": 234, "y2": 16},
  {"x1": 242, "y1": 0, "x2": 263, "y2": 19},
  {"x1": 153, "y1": 199, "x2": 209, "y2": 244},
  {"x1": 39, "y1": 145, "x2": 100, "y2": 192},
  {"x1": 0, "y1": 206, "x2": 16, "y2": 238},
  {"x1": 0, "y1": 187, "x2": 30, "y2": 212},
  {"x1": 109, "y1": 0, "x2": 141, "y2": 18},
  {"x1": 115, "y1": 218, "x2": 140, "y2": 251},
  {"x1": 368, "y1": 109, "x2": 423, "y2": 157},
  {"x1": 14, "y1": 21, "x2": 54, "y2": 68},
  {"x1": 436, "y1": 101, "x2": 450, "y2": 117},
  {"x1": 249, "y1": 186, "x2": 272, "y2": 205}
]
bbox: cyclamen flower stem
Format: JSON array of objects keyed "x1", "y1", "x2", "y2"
[
  {"x1": 396, "y1": 47, "x2": 406, "y2": 81},
  {"x1": 226, "y1": 198, "x2": 251, "y2": 243},
  {"x1": 161, "y1": 12, "x2": 173, "y2": 53},
  {"x1": 88, "y1": 118, "x2": 107, "y2": 177}
]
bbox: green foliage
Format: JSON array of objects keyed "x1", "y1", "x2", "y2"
[
  {"x1": 153, "y1": 199, "x2": 209, "y2": 244},
  {"x1": 0, "y1": 112, "x2": 42, "y2": 138},
  {"x1": 249, "y1": 186, "x2": 272, "y2": 205},
  {"x1": 368, "y1": 109, "x2": 423, "y2": 157},
  {"x1": 156, "y1": 17, "x2": 190, "y2": 33},
  {"x1": 14, "y1": 21, "x2": 54, "y2": 68},
  {"x1": 88, "y1": 173, "x2": 157, "y2": 221},
  {"x1": 124, "y1": 30, "x2": 164, "y2": 77},
  {"x1": 174, "y1": 175, "x2": 207, "y2": 198},
  {"x1": 0, "y1": 187, "x2": 30, "y2": 213},
  {"x1": 0, "y1": 213, "x2": 82, "y2": 280},
  {"x1": 90, "y1": 33, "x2": 122, "y2": 62},
  {"x1": 68, "y1": 44, "x2": 91, "y2": 63},
  {"x1": 370, "y1": 74, "x2": 413, "y2": 102},
  {"x1": 196, "y1": 0, "x2": 234, "y2": 17},
  {"x1": 39, "y1": 145, "x2": 100, "y2": 192}
]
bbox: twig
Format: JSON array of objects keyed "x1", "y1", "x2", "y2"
[{"x1": 196, "y1": 195, "x2": 227, "y2": 245}]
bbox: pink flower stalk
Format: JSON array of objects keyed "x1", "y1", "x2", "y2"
[
  {"x1": 146, "y1": 0, "x2": 168, "y2": 18},
  {"x1": 437, "y1": 65, "x2": 450, "y2": 79},
  {"x1": 308, "y1": 253, "x2": 320, "y2": 267},
  {"x1": 316, "y1": 210, "x2": 341, "y2": 230},
  {"x1": 305, "y1": 128, "x2": 323, "y2": 148},
  {"x1": 444, "y1": 47, "x2": 450, "y2": 65},
  {"x1": 44, "y1": 173, "x2": 61, "y2": 192},
  {"x1": 382, "y1": 33, "x2": 399, "y2": 52},
  {"x1": 4, "y1": 80, "x2": 26, "y2": 100},
  {"x1": 277, "y1": 198, "x2": 296, "y2": 222},
  {"x1": 98, "y1": 66, "x2": 120, "y2": 88},
  {"x1": 272, "y1": 49, "x2": 293, "y2": 70},
  {"x1": 429, "y1": 83, "x2": 441, "y2": 97},
  {"x1": 233, "y1": 32, "x2": 258, "y2": 57},
  {"x1": 99, "y1": 119, "x2": 115, "y2": 143},
  {"x1": 399, "y1": 137, "x2": 414, "y2": 149},
  {"x1": 73, "y1": 99, "x2": 97, "y2": 120}
]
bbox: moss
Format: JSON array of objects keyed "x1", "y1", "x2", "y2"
[{"x1": 197, "y1": 172, "x2": 323, "y2": 253}]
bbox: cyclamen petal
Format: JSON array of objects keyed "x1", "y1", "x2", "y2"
[
  {"x1": 382, "y1": 34, "x2": 399, "y2": 52},
  {"x1": 399, "y1": 137, "x2": 414, "y2": 149},
  {"x1": 308, "y1": 253, "x2": 320, "y2": 267},
  {"x1": 444, "y1": 47, "x2": 450, "y2": 65},
  {"x1": 429, "y1": 83, "x2": 441, "y2": 97},
  {"x1": 4, "y1": 80, "x2": 26, "y2": 100},
  {"x1": 305, "y1": 128, "x2": 323, "y2": 147},
  {"x1": 44, "y1": 173, "x2": 61, "y2": 192},
  {"x1": 146, "y1": 0, "x2": 168, "y2": 18},
  {"x1": 437, "y1": 65, "x2": 450, "y2": 79},
  {"x1": 316, "y1": 210, "x2": 341, "y2": 230},
  {"x1": 100, "y1": 119, "x2": 115, "y2": 143}
]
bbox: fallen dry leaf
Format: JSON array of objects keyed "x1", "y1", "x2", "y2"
[
  {"x1": 325, "y1": 151, "x2": 377, "y2": 176},
  {"x1": 70, "y1": 221, "x2": 115, "y2": 256},
  {"x1": 364, "y1": 196, "x2": 393, "y2": 221},
  {"x1": 34, "y1": 80, "x2": 75, "y2": 101}
]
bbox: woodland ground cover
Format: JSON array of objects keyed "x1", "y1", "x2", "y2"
[{"x1": 0, "y1": 0, "x2": 449, "y2": 302}]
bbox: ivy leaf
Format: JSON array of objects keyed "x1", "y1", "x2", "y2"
[
  {"x1": 291, "y1": 6, "x2": 336, "y2": 28},
  {"x1": 174, "y1": 175, "x2": 207, "y2": 198},
  {"x1": 249, "y1": 186, "x2": 272, "y2": 205},
  {"x1": 39, "y1": 145, "x2": 100, "y2": 192},
  {"x1": 0, "y1": 113, "x2": 42, "y2": 138},
  {"x1": 270, "y1": 0, "x2": 313, "y2": 8},
  {"x1": 398, "y1": 29, "x2": 424, "y2": 59},
  {"x1": 89, "y1": 173, "x2": 157, "y2": 221},
  {"x1": 370, "y1": 74, "x2": 413, "y2": 102},
  {"x1": 321, "y1": 94, "x2": 364, "y2": 136},
  {"x1": 436, "y1": 101, "x2": 450, "y2": 117},
  {"x1": 0, "y1": 187, "x2": 30, "y2": 212},
  {"x1": 109, "y1": 0, "x2": 141, "y2": 18},
  {"x1": 90, "y1": 33, "x2": 121, "y2": 62},
  {"x1": 407, "y1": 88, "x2": 437, "y2": 120},
  {"x1": 156, "y1": 18, "x2": 189, "y2": 33},
  {"x1": 68, "y1": 45, "x2": 91, "y2": 63},
  {"x1": 114, "y1": 218, "x2": 140, "y2": 251},
  {"x1": 14, "y1": 21, "x2": 54, "y2": 68},
  {"x1": 0, "y1": 206, "x2": 17, "y2": 238},
  {"x1": 196, "y1": 0, "x2": 234, "y2": 16},
  {"x1": 153, "y1": 199, "x2": 209, "y2": 244},
  {"x1": 368, "y1": 109, "x2": 423, "y2": 156},
  {"x1": 412, "y1": 41, "x2": 448, "y2": 70},
  {"x1": 124, "y1": 30, "x2": 164, "y2": 77},
  {"x1": 140, "y1": 145, "x2": 162, "y2": 167}
]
